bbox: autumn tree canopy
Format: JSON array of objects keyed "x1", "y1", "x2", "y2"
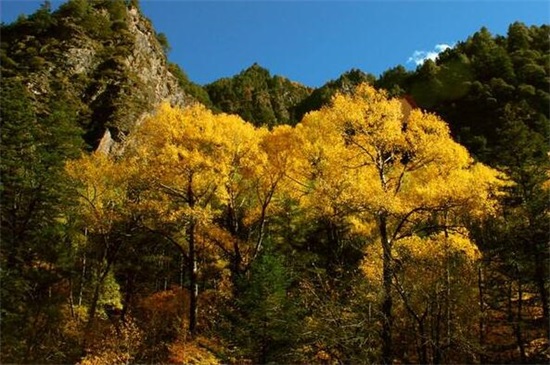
[{"x1": 291, "y1": 84, "x2": 504, "y2": 363}]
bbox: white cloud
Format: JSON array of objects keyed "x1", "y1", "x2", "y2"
[
  {"x1": 434, "y1": 44, "x2": 452, "y2": 52},
  {"x1": 407, "y1": 43, "x2": 453, "y2": 66}
]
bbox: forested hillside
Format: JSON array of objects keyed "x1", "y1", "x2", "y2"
[
  {"x1": 1, "y1": 1, "x2": 548, "y2": 364},
  {"x1": 205, "y1": 63, "x2": 312, "y2": 127},
  {"x1": 204, "y1": 66, "x2": 375, "y2": 127},
  {"x1": 377, "y1": 22, "x2": 549, "y2": 162}
]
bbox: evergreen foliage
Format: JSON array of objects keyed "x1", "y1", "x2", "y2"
[
  {"x1": 1, "y1": 78, "x2": 83, "y2": 363},
  {"x1": 205, "y1": 63, "x2": 312, "y2": 127},
  {"x1": 295, "y1": 68, "x2": 377, "y2": 120},
  {"x1": 232, "y1": 245, "x2": 300, "y2": 363},
  {"x1": 168, "y1": 62, "x2": 213, "y2": 108}
]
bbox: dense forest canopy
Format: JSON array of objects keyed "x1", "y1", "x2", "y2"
[{"x1": 1, "y1": 1, "x2": 548, "y2": 364}]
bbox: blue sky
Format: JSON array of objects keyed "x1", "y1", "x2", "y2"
[{"x1": 1, "y1": 1, "x2": 548, "y2": 87}]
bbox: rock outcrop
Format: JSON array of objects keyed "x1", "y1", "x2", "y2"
[{"x1": 1, "y1": 0, "x2": 188, "y2": 153}]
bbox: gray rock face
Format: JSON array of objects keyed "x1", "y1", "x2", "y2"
[
  {"x1": 125, "y1": 7, "x2": 186, "y2": 107},
  {"x1": 2, "y1": 3, "x2": 188, "y2": 154},
  {"x1": 89, "y1": 6, "x2": 187, "y2": 154},
  {"x1": 65, "y1": 46, "x2": 97, "y2": 75}
]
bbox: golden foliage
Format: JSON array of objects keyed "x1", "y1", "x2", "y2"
[
  {"x1": 66, "y1": 152, "x2": 133, "y2": 233},
  {"x1": 168, "y1": 337, "x2": 221, "y2": 365},
  {"x1": 65, "y1": 90, "x2": 509, "y2": 363},
  {"x1": 395, "y1": 230, "x2": 481, "y2": 262},
  {"x1": 78, "y1": 318, "x2": 143, "y2": 365},
  {"x1": 291, "y1": 83, "x2": 507, "y2": 299},
  {"x1": 296, "y1": 84, "x2": 504, "y2": 221},
  {"x1": 140, "y1": 287, "x2": 189, "y2": 320}
]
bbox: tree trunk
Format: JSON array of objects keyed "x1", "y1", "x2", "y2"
[
  {"x1": 180, "y1": 253, "x2": 185, "y2": 288},
  {"x1": 187, "y1": 174, "x2": 199, "y2": 337},
  {"x1": 433, "y1": 301, "x2": 443, "y2": 365},
  {"x1": 86, "y1": 278, "x2": 102, "y2": 332},
  {"x1": 81, "y1": 234, "x2": 119, "y2": 355},
  {"x1": 444, "y1": 220, "x2": 451, "y2": 358},
  {"x1": 188, "y1": 219, "x2": 198, "y2": 337},
  {"x1": 82, "y1": 267, "x2": 108, "y2": 355},
  {"x1": 78, "y1": 247, "x2": 87, "y2": 307},
  {"x1": 514, "y1": 280, "x2": 526, "y2": 364},
  {"x1": 68, "y1": 275, "x2": 75, "y2": 318},
  {"x1": 478, "y1": 263, "x2": 487, "y2": 364},
  {"x1": 533, "y1": 253, "x2": 549, "y2": 339},
  {"x1": 121, "y1": 273, "x2": 134, "y2": 323},
  {"x1": 379, "y1": 213, "x2": 394, "y2": 365},
  {"x1": 252, "y1": 199, "x2": 270, "y2": 262},
  {"x1": 418, "y1": 320, "x2": 428, "y2": 364}
]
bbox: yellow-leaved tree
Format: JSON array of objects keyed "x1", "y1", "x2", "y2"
[
  {"x1": 124, "y1": 103, "x2": 294, "y2": 338},
  {"x1": 293, "y1": 84, "x2": 504, "y2": 364},
  {"x1": 69, "y1": 102, "x2": 300, "y2": 345},
  {"x1": 124, "y1": 103, "x2": 239, "y2": 336},
  {"x1": 210, "y1": 123, "x2": 302, "y2": 288},
  {"x1": 66, "y1": 152, "x2": 133, "y2": 348}
]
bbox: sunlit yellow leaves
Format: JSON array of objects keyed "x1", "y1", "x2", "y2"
[
  {"x1": 348, "y1": 216, "x2": 376, "y2": 237},
  {"x1": 330, "y1": 84, "x2": 406, "y2": 163},
  {"x1": 395, "y1": 231, "x2": 481, "y2": 262},
  {"x1": 230, "y1": 124, "x2": 304, "y2": 230},
  {"x1": 295, "y1": 83, "x2": 505, "y2": 228},
  {"x1": 403, "y1": 109, "x2": 469, "y2": 170},
  {"x1": 361, "y1": 230, "x2": 480, "y2": 286},
  {"x1": 294, "y1": 83, "x2": 505, "y2": 336},
  {"x1": 66, "y1": 152, "x2": 132, "y2": 233},
  {"x1": 259, "y1": 125, "x2": 303, "y2": 192},
  {"x1": 129, "y1": 103, "x2": 231, "y2": 198},
  {"x1": 68, "y1": 86, "x2": 505, "y2": 266},
  {"x1": 126, "y1": 105, "x2": 265, "y2": 233},
  {"x1": 67, "y1": 87, "x2": 506, "y2": 343},
  {"x1": 123, "y1": 103, "x2": 307, "y2": 283},
  {"x1": 405, "y1": 162, "x2": 505, "y2": 219}
]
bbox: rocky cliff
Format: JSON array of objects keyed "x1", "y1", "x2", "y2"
[{"x1": 1, "y1": 0, "x2": 188, "y2": 153}]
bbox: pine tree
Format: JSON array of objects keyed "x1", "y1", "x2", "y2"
[{"x1": 0, "y1": 78, "x2": 83, "y2": 363}]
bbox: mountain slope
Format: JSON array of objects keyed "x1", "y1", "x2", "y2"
[
  {"x1": 204, "y1": 65, "x2": 379, "y2": 127},
  {"x1": 376, "y1": 23, "x2": 549, "y2": 162},
  {"x1": 1, "y1": 0, "x2": 188, "y2": 152},
  {"x1": 205, "y1": 63, "x2": 313, "y2": 127},
  {"x1": 294, "y1": 68, "x2": 377, "y2": 121}
]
